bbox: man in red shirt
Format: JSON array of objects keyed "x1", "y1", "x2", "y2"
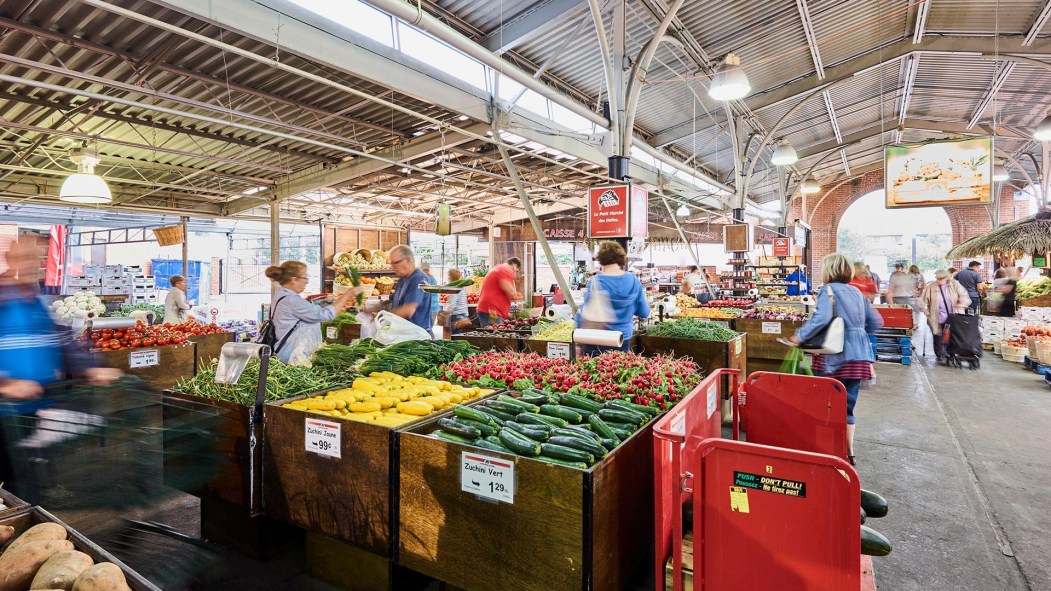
[{"x1": 477, "y1": 257, "x2": 522, "y2": 327}]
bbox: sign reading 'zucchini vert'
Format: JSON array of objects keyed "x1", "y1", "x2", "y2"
[
  {"x1": 462, "y1": 451, "x2": 515, "y2": 504},
  {"x1": 733, "y1": 471, "x2": 807, "y2": 498}
]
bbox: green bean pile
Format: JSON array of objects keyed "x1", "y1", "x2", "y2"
[
  {"x1": 646, "y1": 318, "x2": 739, "y2": 341},
  {"x1": 311, "y1": 339, "x2": 380, "y2": 375},
  {"x1": 172, "y1": 359, "x2": 338, "y2": 406}
]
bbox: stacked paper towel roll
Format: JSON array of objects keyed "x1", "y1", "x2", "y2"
[
  {"x1": 572, "y1": 329, "x2": 623, "y2": 348},
  {"x1": 545, "y1": 304, "x2": 573, "y2": 320},
  {"x1": 747, "y1": 288, "x2": 760, "y2": 297}
]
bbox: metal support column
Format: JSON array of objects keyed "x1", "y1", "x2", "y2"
[
  {"x1": 493, "y1": 119, "x2": 577, "y2": 312},
  {"x1": 270, "y1": 201, "x2": 280, "y2": 295},
  {"x1": 660, "y1": 195, "x2": 715, "y2": 299},
  {"x1": 180, "y1": 216, "x2": 189, "y2": 279}
]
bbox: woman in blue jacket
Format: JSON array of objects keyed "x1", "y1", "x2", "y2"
[
  {"x1": 575, "y1": 241, "x2": 650, "y2": 355},
  {"x1": 791, "y1": 253, "x2": 883, "y2": 466}
]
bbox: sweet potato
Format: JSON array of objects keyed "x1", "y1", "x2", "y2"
[
  {"x1": 71, "y1": 563, "x2": 129, "y2": 591},
  {"x1": 4, "y1": 523, "x2": 68, "y2": 554},
  {"x1": 0, "y1": 525, "x2": 15, "y2": 545},
  {"x1": 31, "y1": 550, "x2": 95, "y2": 590},
  {"x1": 0, "y1": 539, "x2": 76, "y2": 591}
]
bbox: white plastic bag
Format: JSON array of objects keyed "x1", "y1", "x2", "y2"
[
  {"x1": 374, "y1": 310, "x2": 431, "y2": 345},
  {"x1": 357, "y1": 312, "x2": 377, "y2": 339}
]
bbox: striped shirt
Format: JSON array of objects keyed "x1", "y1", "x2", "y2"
[{"x1": 811, "y1": 355, "x2": 874, "y2": 381}]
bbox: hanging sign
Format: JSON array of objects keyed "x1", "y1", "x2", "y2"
[
  {"x1": 588, "y1": 185, "x2": 630, "y2": 238},
  {"x1": 462, "y1": 451, "x2": 515, "y2": 503},
  {"x1": 630, "y1": 186, "x2": 649, "y2": 238},
  {"x1": 772, "y1": 238, "x2": 792, "y2": 257}
]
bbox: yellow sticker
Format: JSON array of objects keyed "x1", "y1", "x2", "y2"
[{"x1": 729, "y1": 486, "x2": 750, "y2": 513}]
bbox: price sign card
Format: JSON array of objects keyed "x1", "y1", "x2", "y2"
[
  {"x1": 462, "y1": 451, "x2": 515, "y2": 503},
  {"x1": 761, "y1": 322, "x2": 782, "y2": 334},
  {"x1": 129, "y1": 350, "x2": 159, "y2": 368},
  {"x1": 305, "y1": 418, "x2": 341, "y2": 458},
  {"x1": 326, "y1": 326, "x2": 338, "y2": 340},
  {"x1": 547, "y1": 342, "x2": 571, "y2": 360},
  {"x1": 707, "y1": 383, "x2": 719, "y2": 419}
]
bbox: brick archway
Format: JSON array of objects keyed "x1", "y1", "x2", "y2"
[{"x1": 786, "y1": 169, "x2": 1028, "y2": 265}]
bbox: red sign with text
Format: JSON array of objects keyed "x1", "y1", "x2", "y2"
[
  {"x1": 630, "y1": 186, "x2": 649, "y2": 238},
  {"x1": 772, "y1": 237, "x2": 792, "y2": 257},
  {"x1": 588, "y1": 185, "x2": 631, "y2": 238}
]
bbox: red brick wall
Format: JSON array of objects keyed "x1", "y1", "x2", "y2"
[{"x1": 787, "y1": 169, "x2": 1028, "y2": 266}]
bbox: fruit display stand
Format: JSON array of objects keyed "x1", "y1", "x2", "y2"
[
  {"x1": 187, "y1": 331, "x2": 236, "y2": 369},
  {"x1": 396, "y1": 412, "x2": 655, "y2": 591},
  {"x1": 95, "y1": 342, "x2": 198, "y2": 391},
  {"x1": 263, "y1": 390, "x2": 499, "y2": 589},
  {"x1": 0, "y1": 505, "x2": 162, "y2": 591},
  {"x1": 732, "y1": 317, "x2": 805, "y2": 373}
]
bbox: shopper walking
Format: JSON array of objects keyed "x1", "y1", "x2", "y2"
[
  {"x1": 954, "y1": 261, "x2": 982, "y2": 315},
  {"x1": 477, "y1": 257, "x2": 522, "y2": 327},
  {"x1": 441, "y1": 269, "x2": 470, "y2": 335},
  {"x1": 790, "y1": 253, "x2": 882, "y2": 466},
  {"x1": 420, "y1": 261, "x2": 440, "y2": 325},
  {"x1": 920, "y1": 270, "x2": 971, "y2": 362},
  {"x1": 867, "y1": 265, "x2": 883, "y2": 303},
  {"x1": 995, "y1": 267, "x2": 1018, "y2": 318},
  {"x1": 163, "y1": 274, "x2": 192, "y2": 324},
  {"x1": 849, "y1": 262, "x2": 878, "y2": 301},
  {"x1": 575, "y1": 241, "x2": 650, "y2": 355},
  {"x1": 265, "y1": 260, "x2": 357, "y2": 364}
]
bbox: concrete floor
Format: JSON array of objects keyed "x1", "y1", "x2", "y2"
[{"x1": 36, "y1": 324, "x2": 1051, "y2": 590}]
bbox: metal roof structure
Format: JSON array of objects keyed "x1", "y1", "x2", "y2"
[{"x1": 0, "y1": 0, "x2": 1048, "y2": 231}]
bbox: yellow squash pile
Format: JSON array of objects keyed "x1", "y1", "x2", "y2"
[
  {"x1": 281, "y1": 372, "x2": 493, "y2": 428},
  {"x1": 679, "y1": 307, "x2": 737, "y2": 319}
]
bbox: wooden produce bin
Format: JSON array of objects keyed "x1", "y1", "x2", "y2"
[
  {"x1": 398, "y1": 417, "x2": 655, "y2": 591},
  {"x1": 0, "y1": 487, "x2": 29, "y2": 519},
  {"x1": 0, "y1": 506, "x2": 161, "y2": 591},
  {"x1": 96, "y1": 342, "x2": 197, "y2": 391},
  {"x1": 522, "y1": 338, "x2": 575, "y2": 360},
  {"x1": 732, "y1": 317, "x2": 804, "y2": 364},
  {"x1": 322, "y1": 321, "x2": 362, "y2": 344},
  {"x1": 637, "y1": 333, "x2": 747, "y2": 387},
  {"x1": 188, "y1": 331, "x2": 235, "y2": 370},
  {"x1": 452, "y1": 333, "x2": 523, "y2": 352}
]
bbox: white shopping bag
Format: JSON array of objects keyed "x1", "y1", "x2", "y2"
[{"x1": 373, "y1": 310, "x2": 431, "y2": 345}]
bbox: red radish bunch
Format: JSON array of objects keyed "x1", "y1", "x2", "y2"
[{"x1": 438, "y1": 351, "x2": 702, "y2": 410}]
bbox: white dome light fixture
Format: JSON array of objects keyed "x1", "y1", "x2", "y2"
[
  {"x1": 771, "y1": 139, "x2": 799, "y2": 166},
  {"x1": 59, "y1": 144, "x2": 111, "y2": 204},
  {"x1": 708, "y1": 53, "x2": 751, "y2": 102},
  {"x1": 676, "y1": 203, "x2": 690, "y2": 217},
  {"x1": 993, "y1": 159, "x2": 1010, "y2": 182},
  {"x1": 1033, "y1": 111, "x2": 1051, "y2": 141},
  {"x1": 800, "y1": 176, "x2": 821, "y2": 194}
]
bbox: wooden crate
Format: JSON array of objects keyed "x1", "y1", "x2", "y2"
[
  {"x1": 322, "y1": 321, "x2": 362, "y2": 344},
  {"x1": 188, "y1": 331, "x2": 235, "y2": 370},
  {"x1": 161, "y1": 391, "x2": 262, "y2": 514},
  {"x1": 96, "y1": 342, "x2": 197, "y2": 391},
  {"x1": 452, "y1": 333, "x2": 523, "y2": 352},
  {"x1": 521, "y1": 338, "x2": 575, "y2": 360},
  {"x1": 732, "y1": 318, "x2": 805, "y2": 361},
  {"x1": 0, "y1": 506, "x2": 161, "y2": 591},
  {"x1": 0, "y1": 487, "x2": 29, "y2": 519},
  {"x1": 1019, "y1": 293, "x2": 1051, "y2": 308},
  {"x1": 397, "y1": 416, "x2": 654, "y2": 591}
]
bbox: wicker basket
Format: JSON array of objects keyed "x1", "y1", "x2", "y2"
[
  {"x1": 376, "y1": 281, "x2": 395, "y2": 296},
  {"x1": 1003, "y1": 345, "x2": 1027, "y2": 363},
  {"x1": 352, "y1": 248, "x2": 373, "y2": 262},
  {"x1": 153, "y1": 225, "x2": 184, "y2": 246},
  {"x1": 993, "y1": 339, "x2": 1003, "y2": 355},
  {"x1": 1037, "y1": 340, "x2": 1051, "y2": 365},
  {"x1": 1028, "y1": 338, "x2": 1041, "y2": 359}
]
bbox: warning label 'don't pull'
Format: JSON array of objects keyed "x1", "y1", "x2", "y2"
[{"x1": 733, "y1": 471, "x2": 807, "y2": 498}]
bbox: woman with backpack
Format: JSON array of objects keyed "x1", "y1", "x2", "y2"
[{"x1": 263, "y1": 261, "x2": 358, "y2": 363}]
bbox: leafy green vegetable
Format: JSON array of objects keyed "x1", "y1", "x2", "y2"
[
  {"x1": 359, "y1": 339, "x2": 479, "y2": 376},
  {"x1": 646, "y1": 318, "x2": 739, "y2": 341},
  {"x1": 349, "y1": 266, "x2": 364, "y2": 306},
  {"x1": 172, "y1": 359, "x2": 341, "y2": 405}
]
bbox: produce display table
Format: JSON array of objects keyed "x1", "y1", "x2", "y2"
[
  {"x1": 522, "y1": 338, "x2": 575, "y2": 360},
  {"x1": 637, "y1": 333, "x2": 746, "y2": 399},
  {"x1": 732, "y1": 317, "x2": 804, "y2": 372},
  {"x1": 0, "y1": 505, "x2": 161, "y2": 591},
  {"x1": 96, "y1": 342, "x2": 197, "y2": 391},
  {"x1": 397, "y1": 413, "x2": 655, "y2": 591}
]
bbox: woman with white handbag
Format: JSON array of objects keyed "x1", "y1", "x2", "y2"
[
  {"x1": 790, "y1": 253, "x2": 883, "y2": 466},
  {"x1": 575, "y1": 241, "x2": 650, "y2": 355}
]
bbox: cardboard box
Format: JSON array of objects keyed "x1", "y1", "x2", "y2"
[
  {"x1": 103, "y1": 275, "x2": 131, "y2": 288},
  {"x1": 68, "y1": 275, "x2": 100, "y2": 288},
  {"x1": 101, "y1": 286, "x2": 132, "y2": 296}
]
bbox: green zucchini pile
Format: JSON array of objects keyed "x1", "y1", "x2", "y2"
[{"x1": 430, "y1": 390, "x2": 657, "y2": 469}]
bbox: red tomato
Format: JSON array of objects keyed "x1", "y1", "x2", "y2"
[
  {"x1": 142, "y1": 338, "x2": 155, "y2": 347},
  {"x1": 157, "y1": 338, "x2": 170, "y2": 346},
  {"x1": 130, "y1": 339, "x2": 143, "y2": 348},
  {"x1": 171, "y1": 336, "x2": 184, "y2": 344}
]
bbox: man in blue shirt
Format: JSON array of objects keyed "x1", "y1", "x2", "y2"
[
  {"x1": 785, "y1": 266, "x2": 811, "y2": 296},
  {"x1": 383, "y1": 245, "x2": 433, "y2": 332},
  {"x1": 954, "y1": 261, "x2": 982, "y2": 315}
]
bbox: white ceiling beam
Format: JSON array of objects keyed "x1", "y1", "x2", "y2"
[
  {"x1": 1024, "y1": 1, "x2": 1051, "y2": 46},
  {"x1": 896, "y1": 54, "x2": 920, "y2": 142},
  {"x1": 796, "y1": 0, "x2": 825, "y2": 79},
  {"x1": 480, "y1": 0, "x2": 586, "y2": 54},
  {"x1": 821, "y1": 90, "x2": 842, "y2": 143},
  {"x1": 913, "y1": 0, "x2": 931, "y2": 43},
  {"x1": 839, "y1": 150, "x2": 851, "y2": 176},
  {"x1": 966, "y1": 61, "x2": 1016, "y2": 129},
  {"x1": 648, "y1": 35, "x2": 1051, "y2": 148}
]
